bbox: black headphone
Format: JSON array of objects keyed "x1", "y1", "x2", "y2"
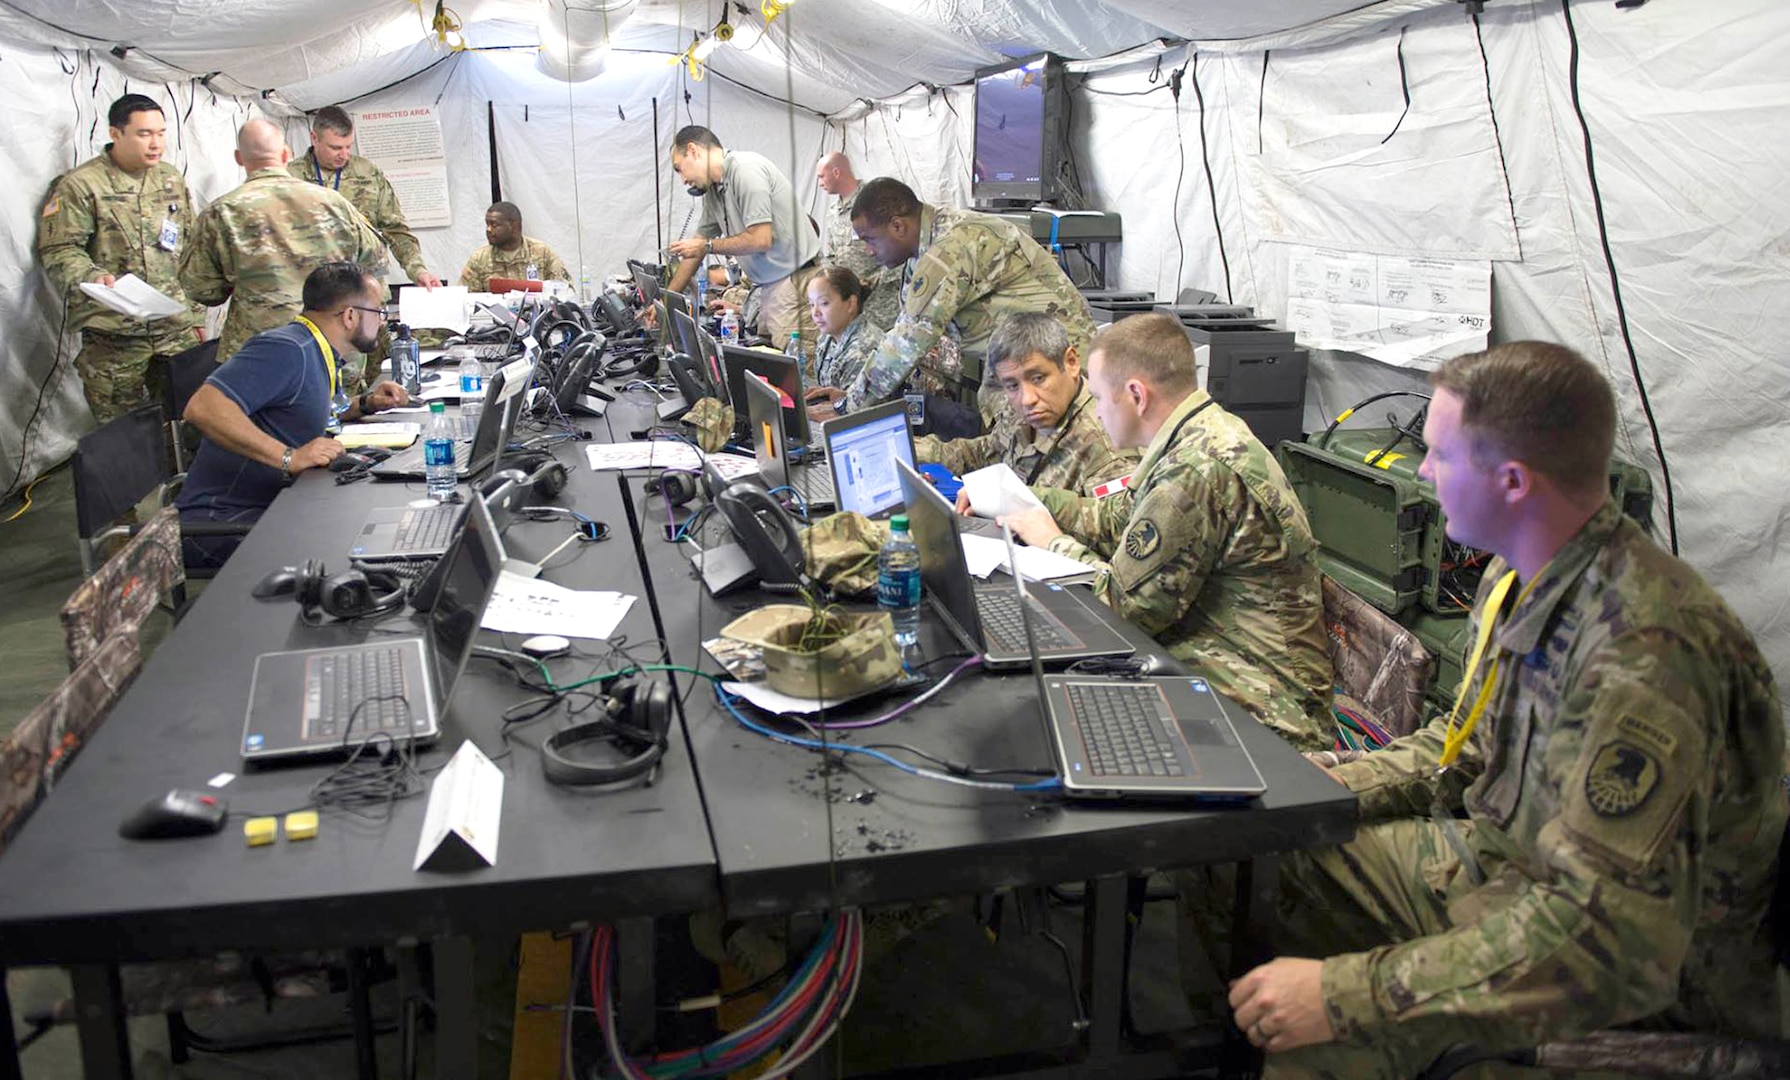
[
  {"x1": 481, "y1": 452, "x2": 569, "y2": 503},
  {"x1": 256, "y1": 559, "x2": 408, "y2": 623},
  {"x1": 540, "y1": 679, "x2": 673, "y2": 786},
  {"x1": 646, "y1": 471, "x2": 698, "y2": 507}
]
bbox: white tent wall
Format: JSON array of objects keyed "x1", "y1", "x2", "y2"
[{"x1": 0, "y1": 42, "x2": 270, "y2": 498}]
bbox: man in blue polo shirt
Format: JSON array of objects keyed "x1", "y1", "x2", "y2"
[{"x1": 176, "y1": 261, "x2": 409, "y2": 567}]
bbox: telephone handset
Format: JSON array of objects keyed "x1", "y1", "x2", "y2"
[{"x1": 701, "y1": 461, "x2": 804, "y2": 592}]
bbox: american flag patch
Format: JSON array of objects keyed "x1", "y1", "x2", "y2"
[{"x1": 1091, "y1": 474, "x2": 1132, "y2": 499}]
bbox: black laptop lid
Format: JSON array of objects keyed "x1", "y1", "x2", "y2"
[
  {"x1": 742, "y1": 373, "x2": 789, "y2": 490},
  {"x1": 425, "y1": 496, "x2": 505, "y2": 709},
  {"x1": 721, "y1": 345, "x2": 808, "y2": 445},
  {"x1": 895, "y1": 460, "x2": 983, "y2": 648}
]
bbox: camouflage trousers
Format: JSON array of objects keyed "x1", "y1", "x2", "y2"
[
  {"x1": 75, "y1": 325, "x2": 204, "y2": 426},
  {"x1": 1177, "y1": 819, "x2": 1620, "y2": 1080}
]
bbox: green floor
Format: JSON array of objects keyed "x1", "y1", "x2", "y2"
[{"x1": 0, "y1": 465, "x2": 1195, "y2": 1078}]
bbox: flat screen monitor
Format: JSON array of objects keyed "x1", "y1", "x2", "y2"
[{"x1": 972, "y1": 52, "x2": 1066, "y2": 206}]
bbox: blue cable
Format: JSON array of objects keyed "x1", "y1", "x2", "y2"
[
  {"x1": 715, "y1": 686, "x2": 1061, "y2": 793},
  {"x1": 766, "y1": 484, "x2": 809, "y2": 518}
]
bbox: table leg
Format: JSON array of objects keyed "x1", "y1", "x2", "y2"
[
  {"x1": 346, "y1": 948, "x2": 379, "y2": 1080},
  {"x1": 1081, "y1": 874, "x2": 1128, "y2": 1063},
  {"x1": 433, "y1": 937, "x2": 476, "y2": 1080},
  {"x1": 1220, "y1": 855, "x2": 1279, "y2": 1080},
  {"x1": 69, "y1": 963, "x2": 131, "y2": 1080}
]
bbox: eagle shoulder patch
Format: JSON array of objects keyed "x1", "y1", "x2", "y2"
[
  {"x1": 1123, "y1": 518, "x2": 1162, "y2": 561},
  {"x1": 1584, "y1": 740, "x2": 1660, "y2": 817}
]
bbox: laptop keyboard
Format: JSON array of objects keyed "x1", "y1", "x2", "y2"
[
  {"x1": 396, "y1": 505, "x2": 458, "y2": 552},
  {"x1": 791, "y1": 465, "x2": 835, "y2": 506},
  {"x1": 304, "y1": 646, "x2": 414, "y2": 740},
  {"x1": 1066, "y1": 682, "x2": 1186, "y2": 778},
  {"x1": 450, "y1": 413, "x2": 479, "y2": 439},
  {"x1": 978, "y1": 590, "x2": 1078, "y2": 652}
]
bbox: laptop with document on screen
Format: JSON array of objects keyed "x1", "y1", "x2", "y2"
[
  {"x1": 1002, "y1": 525, "x2": 1266, "y2": 802},
  {"x1": 820, "y1": 401, "x2": 915, "y2": 520},
  {"x1": 895, "y1": 459, "x2": 1132, "y2": 670},
  {"x1": 370, "y1": 354, "x2": 529, "y2": 482},
  {"x1": 242, "y1": 496, "x2": 504, "y2": 762}
]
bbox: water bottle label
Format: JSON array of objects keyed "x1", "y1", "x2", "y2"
[
  {"x1": 423, "y1": 438, "x2": 455, "y2": 467},
  {"x1": 461, "y1": 374, "x2": 483, "y2": 394},
  {"x1": 878, "y1": 570, "x2": 921, "y2": 609}
]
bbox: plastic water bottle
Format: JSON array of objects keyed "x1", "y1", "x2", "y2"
[
  {"x1": 784, "y1": 329, "x2": 803, "y2": 362},
  {"x1": 423, "y1": 401, "x2": 457, "y2": 500},
  {"x1": 459, "y1": 350, "x2": 485, "y2": 427},
  {"x1": 719, "y1": 310, "x2": 741, "y2": 345},
  {"x1": 392, "y1": 323, "x2": 421, "y2": 395},
  {"x1": 878, "y1": 514, "x2": 922, "y2": 648}
]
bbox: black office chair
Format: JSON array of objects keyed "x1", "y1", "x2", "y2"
[
  {"x1": 71, "y1": 403, "x2": 250, "y2": 581},
  {"x1": 155, "y1": 338, "x2": 218, "y2": 473},
  {"x1": 1419, "y1": 813, "x2": 1790, "y2": 1079}
]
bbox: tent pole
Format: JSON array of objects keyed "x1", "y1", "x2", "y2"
[
  {"x1": 487, "y1": 101, "x2": 501, "y2": 204},
  {"x1": 652, "y1": 96, "x2": 664, "y2": 254}
]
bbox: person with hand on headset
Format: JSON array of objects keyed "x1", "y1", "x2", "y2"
[
  {"x1": 915, "y1": 311, "x2": 1135, "y2": 503},
  {"x1": 664, "y1": 125, "x2": 821, "y2": 363},
  {"x1": 176, "y1": 262, "x2": 410, "y2": 570}
]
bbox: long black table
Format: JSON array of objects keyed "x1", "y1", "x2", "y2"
[{"x1": 0, "y1": 383, "x2": 1356, "y2": 1080}]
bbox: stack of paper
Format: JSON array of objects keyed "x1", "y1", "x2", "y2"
[
  {"x1": 337, "y1": 422, "x2": 420, "y2": 449},
  {"x1": 584, "y1": 443, "x2": 759, "y2": 480},
  {"x1": 78, "y1": 274, "x2": 186, "y2": 320},
  {"x1": 960, "y1": 463, "x2": 1045, "y2": 519},
  {"x1": 480, "y1": 571, "x2": 635, "y2": 639}
]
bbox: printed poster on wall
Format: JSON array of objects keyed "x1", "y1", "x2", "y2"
[
  {"x1": 352, "y1": 106, "x2": 451, "y2": 229},
  {"x1": 1282, "y1": 244, "x2": 1491, "y2": 369}
]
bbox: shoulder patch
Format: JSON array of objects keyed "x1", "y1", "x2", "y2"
[
  {"x1": 42, "y1": 194, "x2": 60, "y2": 218},
  {"x1": 1091, "y1": 474, "x2": 1132, "y2": 500},
  {"x1": 1584, "y1": 741, "x2": 1660, "y2": 817},
  {"x1": 1123, "y1": 518, "x2": 1162, "y2": 561}
]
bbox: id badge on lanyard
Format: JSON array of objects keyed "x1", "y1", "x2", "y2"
[{"x1": 294, "y1": 316, "x2": 346, "y2": 434}]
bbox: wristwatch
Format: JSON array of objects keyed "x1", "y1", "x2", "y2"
[
  {"x1": 357, "y1": 391, "x2": 373, "y2": 415},
  {"x1": 704, "y1": 236, "x2": 713, "y2": 256},
  {"x1": 279, "y1": 447, "x2": 295, "y2": 480}
]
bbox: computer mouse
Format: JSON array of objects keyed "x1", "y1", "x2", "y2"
[
  {"x1": 1133, "y1": 654, "x2": 1188, "y2": 677},
  {"x1": 331, "y1": 452, "x2": 378, "y2": 472},
  {"x1": 119, "y1": 790, "x2": 228, "y2": 840}
]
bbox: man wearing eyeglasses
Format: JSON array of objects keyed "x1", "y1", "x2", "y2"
[
  {"x1": 175, "y1": 263, "x2": 409, "y2": 568},
  {"x1": 179, "y1": 118, "x2": 388, "y2": 391}
]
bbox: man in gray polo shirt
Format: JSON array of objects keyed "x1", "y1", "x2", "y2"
[{"x1": 667, "y1": 125, "x2": 822, "y2": 363}]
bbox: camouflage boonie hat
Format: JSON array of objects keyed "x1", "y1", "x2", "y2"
[
  {"x1": 681, "y1": 397, "x2": 734, "y2": 453},
  {"x1": 799, "y1": 512, "x2": 891, "y2": 597}
]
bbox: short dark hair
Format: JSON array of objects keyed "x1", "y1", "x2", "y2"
[
  {"x1": 986, "y1": 312, "x2": 1070, "y2": 383},
  {"x1": 1429, "y1": 341, "x2": 1616, "y2": 498},
  {"x1": 671, "y1": 125, "x2": 722, "y2": 153},
  {"x1": 108, "y1": 94, "x2": 162, "y2": 130},
  {"x1": 311, "y1": 105, "x2": 354, "y2": 136},
  {"x1": 1089, "y1": 313, "x2": 1196, "y2": 397},
  {"x1": 810, "y1": 265, "x2": 865, "y2": 306},
  {"x1": 487, "y1": 201, "x2": 521, "y2": 224},
  {"x1": 850, "y1": 178, "x2": 921, "y2": 228},
  {"x1": 302, "y1": 262, "x2": 378, "y2": 312}
]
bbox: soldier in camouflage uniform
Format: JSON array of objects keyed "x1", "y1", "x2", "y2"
[
  {"x1": 1219, "y1": 342, "x2": 1786, "y2": 1080},
  {"x1": 914, "y1": 311, "x2": 1135, "y2": 499},
  {"x1": 815, "y1": 153, "x2": 899, "y2": 331},
  {"x1": 804, "y1": 266, "x2": 885, "y2": 422},
  {"x1": 36, "y1": 94, "x2": 208, "y2": 424},
  {"x1": 842, "y1": 178, "x2": 1096, "y2": 429},
  {"x1": 1008, "y1": 314, "x2": 1332, "y2": 750},
  {"x1": 179, "y1": 120, "x2": 387, "y2": 382},
  {"x1": 458, "y1": 202, "x2": 570, "y2": 287},
  {"x1": 289, "y1": 105, "x2": 442, "y2": 389}
]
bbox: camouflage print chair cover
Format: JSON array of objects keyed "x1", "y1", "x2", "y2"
[
  {"x1": 681, "y1": 396, "x2": 735, "y2": 453},
  {"x1": 1309, "y1": 575, "x2": 1434, "y2": 768},
  {"x1": 61, "y1": 505, "x2": 186, "y2": 670},
  {"x1": 799, "y1": 511, "x2": 890, "y2": 598}
]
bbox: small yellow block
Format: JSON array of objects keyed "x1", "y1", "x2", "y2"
[
  {"x1": 243, "y1": 817, "x2": 278, "y2": 847},
  {"x1": 284, "y1": 811, "x2": 320, "y2": 842}
]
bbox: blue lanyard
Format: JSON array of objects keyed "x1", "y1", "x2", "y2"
[{"x1": 312, "y1": 156, "x2": 342, "y2": 191}]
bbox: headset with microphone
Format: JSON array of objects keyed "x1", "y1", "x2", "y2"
[
  {"x1": 540, "y1": 678, "x2": 673, "y2": 786},
  {"x1": 252, "y1": 559, "x2": 409, "y2": 624}
]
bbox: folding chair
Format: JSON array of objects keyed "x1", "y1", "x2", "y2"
[
  {"x1": 155, "y1": 338, "x2": 218, "y2": 473},
  {"x1": 61, "y1": 505, "x2": 187, "y2": 665}
]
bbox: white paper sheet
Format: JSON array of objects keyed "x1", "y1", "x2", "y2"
[
  {"x1": 1003, "y1": 544, "x2": 1096, "y2": 582},
  {"x1": 78, "y1": 273, "x2": 185, "y2": 320},
  {"x1": 721, "y1": 680, "x2": 858, "y2": 715},
  {"x1": 398, "y1": 285, "x2": 470, "y2": 332},
  {"x1": 584, "y1": 443, "x2": 759, "y2": 480},
  {"x1": 961, "y1": 462, "x2": 1045, "y2": 518},
  {"x1": 958, "y1": 534, "x2": 1009, "y2": 579},
  {"x1": 480, "y1": 570, "x2": 635, "y2": 639},
  {"x1": 1283, "y1": 244, "x2": 1492, "y2": 368}
]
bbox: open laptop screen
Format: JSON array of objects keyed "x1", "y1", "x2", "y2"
[
  {"x1": 895, "y1": 460, "x2": 984, "y2": 645},
  {"x1": 825, "y1": 402, "x2": 916, "y2": 519},
  {"x1": 721, "y1": 344, "x2": 808, "y2": 445},
  {"x1": 426, "y1": 496, "x2": 505, "y2": 710}
]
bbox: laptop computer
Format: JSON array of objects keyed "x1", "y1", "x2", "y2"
[
  {"x1": 895, "y1": 459, "x2": 1133, "y2": 671},
  {"x1": 1002, "y1": 528, "x2": 1267, "y2": 802},
  {"x1": 742, "y1": 371, "x2": 834, "y2": 510},
  {"x1": 348, "y1": 499, "x2": 468, "y2": 563},
  {"x1": 370, "y1": 358, "x2": 525, "y2": 481},
  {"x1": 721, "y1": 344, "x2": 810, "y2": 447},
  {"x1": 242, "y1": 496, "x2": 505, "y2": 762},
  {"x1": 820, "y1": 401, "x2": 914, "y2": 520}
]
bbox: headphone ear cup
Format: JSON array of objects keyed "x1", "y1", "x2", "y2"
[
  {"x1": 320, "y1": 569, "x2": 372, "y2": 620},
  {"x1": 631, "y1": 679, "x2": 673, "y2": 741},
  {"x1": 295, "y1": 559, "x2": 328, "y2": 615}
]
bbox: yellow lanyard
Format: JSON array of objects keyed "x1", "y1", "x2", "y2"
[
  {"x1": 292, "y1": 315, "x2": 339, "y2": 401},
  {"x1": 1436, "y1": 569, "x2": 1540, "y2": 772}
]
